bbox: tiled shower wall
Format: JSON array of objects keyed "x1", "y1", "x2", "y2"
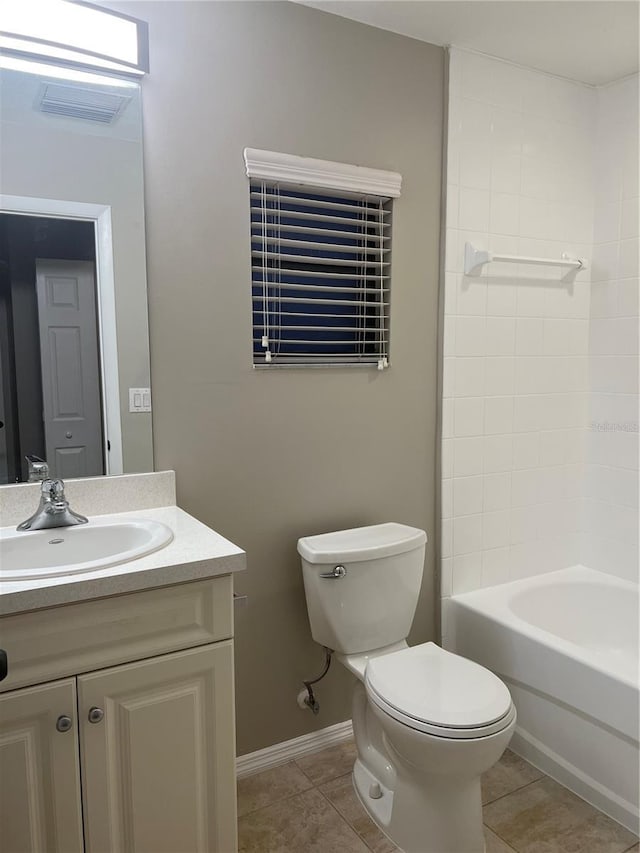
[
  {"x1": 583, "y1": 74, "x2": 639, "y2": 581},
  {"x1": 442, "y1": 48, "x2": 595, "y2": 599}
]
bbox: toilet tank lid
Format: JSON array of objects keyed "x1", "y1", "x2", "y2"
[{"x1": 297, "y1": 523, "x2": 427, "y2": 564}]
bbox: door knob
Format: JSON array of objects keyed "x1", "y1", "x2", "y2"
[
  {"x1": 88, "y1": 706, "x2": 104, "y2": 724},
  {"x1": 56, "y1": 715, "x2": 73, "y2": 733}
]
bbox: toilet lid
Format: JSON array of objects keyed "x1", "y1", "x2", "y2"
[{"x1": 365, "y1": 642, "x2": 513, "y2": 732}]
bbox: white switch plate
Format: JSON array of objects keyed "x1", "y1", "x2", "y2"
[{"x1": 129, "y1": 387, "x2": 152, "y2": 413}]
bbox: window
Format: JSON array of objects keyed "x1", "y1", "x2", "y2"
[{"x1": 244, "y1": 149, "x2": 401, "y2": 369}]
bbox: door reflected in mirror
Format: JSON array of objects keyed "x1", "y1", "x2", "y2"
[{"x1": 0, "y1": 214, "x2": 105, "y2": 483}]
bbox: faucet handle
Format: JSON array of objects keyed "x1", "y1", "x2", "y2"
[
  {"x1": 41, "y1": 478, "x2": 65, "y2": 500},
  {"x1": 26, "y1": 455, "x2": 49, "y2": 483}
]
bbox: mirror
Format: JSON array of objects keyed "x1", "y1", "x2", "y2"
[{"x1": 0, "y1": 63, "x2": 153, "y2": 483}]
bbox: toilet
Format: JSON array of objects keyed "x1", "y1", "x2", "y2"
[{"x1": 298, "y1": 522, "x2": 516, "y2": 853}]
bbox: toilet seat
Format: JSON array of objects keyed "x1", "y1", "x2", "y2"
[{"x1": 365, "y1": 642, "x2": 515, "y2": 740}]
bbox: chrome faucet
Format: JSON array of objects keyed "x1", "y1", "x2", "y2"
[
  {"x1": 17, "y1": 479, "x2": 88, "y2": 531},
  {"x1": 25, "y1": 455, "x2": 49, "y2": 483}
]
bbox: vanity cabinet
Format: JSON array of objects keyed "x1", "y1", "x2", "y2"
[{"x1": 0, "y1": 577, "x2": 237, "y2": 853}]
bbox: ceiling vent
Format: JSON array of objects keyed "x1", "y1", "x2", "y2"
[{"x1": 37, "y1": 83, "x2": 131, "y2": 124}]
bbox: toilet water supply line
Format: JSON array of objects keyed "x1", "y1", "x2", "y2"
[{"x1": 300, "y1": 647, "x2": 333, "y2": 714}]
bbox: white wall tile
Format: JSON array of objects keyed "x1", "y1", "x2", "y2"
[
  {"x1": 512, "y1": 431, "x2": 540, "y2": 469},
  {"x1": 453, "y1": 475, "x2": 483, "y2": 516},
  {"x1": 618, "y1": 278, "x2": 639, "y2": 317},
  {"x1": 455, "y1": 317, "x2": 486, "y2": 356},
  {"x1": 513, "y1": 395, "x2": 541, "y2": 432},
  {"x1": 442, "y1": 50, "x2": 638, "y2": 597},
  {"x1": 490, "y1": 193, "x2": 520, "y2": 236},
  {"x1": 594, "y1": 202, "x2": 621, "y2": 244},
  {"x1": 452, "y1": 551, "x2": 483, "y2": 594},
  {"x1": 453, "y1": 514, "x2": 483, "y2": 556},
  {"x1": 457, "y1": 276, "x2": 487, "y2": 315},
  {"x1": 453, "y1": 437, "x2": 484, "y2": 476},
  {"x1": 455, "y1": 357, "x2": 485, "y2": 397},
  {"x1": 484, "y1": 396, "x2": 514, "y2": 434},
  {"x1": 485, "y1": 318, "x2": 516, "y2": 355},
  {"x1": 440, "y1": 558, "x2": 453, "y2": 597},
  {"x1": 459, "y1": 147, "x2": 492, "y2": 191},
  {"x1": 515, "y1": 318, "x2": 544, "y2": 354},
  {"x1": 459, "y1": 97, "x2": 493, "y2": 140},
  {"x1": 619, "y1": 237, "x2": 639, "y2": 278},
  {"x1": 442, "y1": 478, "x2": 453, "y2": 520},
  {"x1": 510, "y1": 507, "x2": 537, "y2": 544},
  {"x1": 483, "y1": 510, "x2": 511, "y2": 549},
  {"x1": 441, "y1": 517, "x2": 453, "y2": 559},
  {"x1": 512, "y1": 468, "x2": 541, "y2": 506},
  {"x1": 486, "y1": 281, "x2": 517, "y2": 316},
  {"x1": 620, "y1": 198, "x2": 639, "y2": 241},
  {"x1": 459, "y1": 186, "x2": 491, "y2": 229},
  {"x1": 443, "y1": 316, "x2": 456, "y2": 356},
  {"x1": 442, "y1": 398, "x2": 453, "y2": 439},
  {"x1": 482, "y1": 547, "x2": 510, "y2": 586},
  {"x1": 491, "y1": 152, "x2": 521, "y2": 194},
  {"x1": 454, "y1": 397, "x2": 485, "y2": 437},
  {"x1": 484, "y1": 357, "x2": 515, "y2": 396},
  {"x1": 483, "y1": 434, "x2": 513, "y2": 473},
  {"x1": 483, "y1": 472, "x2": 512, "y2": 511},
  {"x1": 442, "y1": 439, "x2": 453, "y2": 479}
]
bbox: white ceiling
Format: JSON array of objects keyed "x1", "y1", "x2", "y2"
[{"x1": 297, "y1": 1, "x2": 639, "y2": 85}]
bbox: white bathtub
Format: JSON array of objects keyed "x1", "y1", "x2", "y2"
[{"x1": 445, "y1": 566, "x2": 639, "y2": 834}]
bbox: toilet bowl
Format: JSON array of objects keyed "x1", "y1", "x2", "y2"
[
  {"x1": 360, "y1": 642, "x2": 516, "y2": 853},
  {"x1": 298, "y1": 523, "x2": 515, "y2": 853}
]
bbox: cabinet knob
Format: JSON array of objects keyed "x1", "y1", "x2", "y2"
[
  {"x1": 56, "y1": 715, "x2": 73, "y2": 733},
  {"x1": 88, "y1": 706, "x2": 104, "y2": 724}
]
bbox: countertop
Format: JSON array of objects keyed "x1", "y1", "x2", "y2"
[{"x1": 0, "y1": 505, "x2": 246, "y2": 616}]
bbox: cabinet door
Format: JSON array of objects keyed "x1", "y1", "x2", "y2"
[
  {"x1": 78, "y1": 642, "x2": 237, "y2": 853},
  {"x1": 0, "y1": 679, "x2": 83, "y2": 853}
]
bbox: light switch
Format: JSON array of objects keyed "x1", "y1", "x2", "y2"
[{"x1": 129, "y1": 387, "x2": 152, "y2": 413}]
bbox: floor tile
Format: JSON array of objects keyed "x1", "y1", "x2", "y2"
[
  {"x1": 485, "y1": 826, "x2": 517, "y2": 852},
  {"x1": 482, "y1": 749, "x2": 545, "y2": 804},
  {"x1": 238, "y1": 787, "x2": 371, "y2": 853},
  {"x1": 237, "y1": 761, "x2": 314, "y2": 817},
  {"x1": 484, "y1": 776, "x2": 638, "y2": 853},
  {"x1": 294, "y1": 739, "x2": 358, "y2": 785},
  {"x1": 623, "y1": 845, "x2": 639, "y2": 852},
  {"x1": 320, "y1": 772, "x2": 396, "y2": 853}
]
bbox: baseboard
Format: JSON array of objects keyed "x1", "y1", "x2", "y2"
[
  {"x1": 236, "y1": 719, "x2": 353, "y2": 779},
  {"x1": 510, "y1": 728, "x2": 639, "y2": 835}
]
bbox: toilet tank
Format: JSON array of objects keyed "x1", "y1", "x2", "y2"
[{"x1": 297, "y1": 523, "x2": 427, "y2": 655}]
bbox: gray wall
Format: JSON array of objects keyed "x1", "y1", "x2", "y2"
[{"x1": 124, "y1": 0, "x2": 443, "y2": 755}]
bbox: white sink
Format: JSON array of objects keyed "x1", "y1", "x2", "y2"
[{"x1": 0, "y1": 518, "x2": 174, "y2": 581}]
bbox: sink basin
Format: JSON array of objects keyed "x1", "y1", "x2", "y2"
[{"x1": 0, "y1": 518, "x2": 174, "y2": 581}]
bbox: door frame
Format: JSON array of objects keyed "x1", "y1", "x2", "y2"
[{"x1": 0, "y1": 194, "x2": 123, "y2": 474}]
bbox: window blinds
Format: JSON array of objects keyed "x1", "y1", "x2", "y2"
[{"x1": 250, "y1": 182, "x2": 392, "y2": 368}]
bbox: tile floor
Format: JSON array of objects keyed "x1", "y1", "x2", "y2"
[{"x1": 237, "y1": 740, "x2": 639, "y2": 853}]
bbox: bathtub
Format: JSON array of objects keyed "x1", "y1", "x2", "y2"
[{"x1": 445, "y1": 566, "x2": 639, "y2": 834}]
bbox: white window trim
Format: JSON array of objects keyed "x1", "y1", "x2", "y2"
[{"x1": 244, "y1": 148, "x2": 402, "y2": 199}]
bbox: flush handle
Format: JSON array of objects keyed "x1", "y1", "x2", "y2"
[{"x1": 319, "y1": 565, "x2": 346, "y2": 579}]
